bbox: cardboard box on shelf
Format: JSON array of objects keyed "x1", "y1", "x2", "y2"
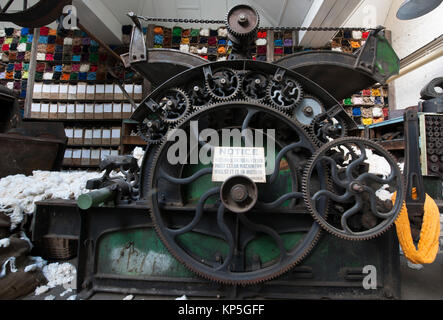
[
  {"x1": 75, "y1": 103, "x2": 85, "y2": 120},
  {"x1": 113, "y1": 103, "x2": 122, "y2": 119},
  {"x1": 85, "y1": 103, "x2": 94, "y2": 119},
  {"x1": 92, "y1": 128, "x2": 102, "y2": 145},
  {"x1": 50, "y1": 84, "x2": 59, "y2": 100},
  {"x1": 57, "y1": 103, "x2": 67, "y2": 119},
  {"x1": 49, "y1": 103, "x2": 58, "y2": 119},
  {"x1": 33, "y1": 83, "x2": 42, "y2": 99},
  {"x1": 86, "y1": 84, "x2": 95, "y2": 100},
  {"x1": 90, "y1": 148, "x2": 101, "y2": 166},
  {"x1": 63, "y1": 149, "x2": 73, "y2": 166},
  {"x1": 105, "y1": 84, "x2": 114, "y2": 100},
  {"x1": 114, "y1": 85, "x2": 124, "y2": 100},
  {"x1": 122, "y1": 103, "x2": 132, "y2": 119},
  {"x1": 103, "y1": 103, "x2": 113, "y2": 119},
  {"x1": 72, "y1": 149, "x2": 82, "y2": 166},
  {"x1": 84, "y1": 128, "x2": 93, "y2": 145},
  {"x1": 124, "y1": 84, "x2": 134, "y2": 100},
  {"x1": 101, "y1": 128, "x2": 111, "y2": 145},
  {"x1": 95, "y1": 84, "x2": 105, "y2": 100},
  {"x1": 94, "y1": 103, "x2": 104, "y2": 119},
  {"x1": 134, "y1": 84, "x2": 143, "y2": 101},
  {"x1": 111, "y1": 127, "x2": 121, "y2": 146},
  {"x1": 65, "y1": 128, "x2": 74, "y2": 145},
  {"x1": 77, "y1": 83, "x2": 86, "y2": 100},
  {"x1": 40, "y1": 103, "x2": 49, "y2": 119},
  {"x1": 41, "y1": 84, "x2": 51, "y2": 99},
  {"x1": 59, "y1": 83, "x2": 68, "y2": 100},
  {"x1": 73, "y1": 128, "x2": 83, "y2": 145},
  {"x1": 67, "y1": 103, "x2": 76, "y2": 120},
  {"x1": 81, "y1": 148, "x2": 91, "y2": 166},
  {"x1": 68, "y1": 84, "x2": 77, "y2": 100},
  {"x1": 30, "y1": 102, "x2": 41, "y2": 118}
]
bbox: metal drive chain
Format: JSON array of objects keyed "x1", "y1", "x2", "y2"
[{"x1": 132, "y1": 14, "x2": 378, "y2": 32}]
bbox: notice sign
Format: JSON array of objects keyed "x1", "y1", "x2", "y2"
[{"x1": 212, "y1": 147, "x2": 266, "y2": 183}]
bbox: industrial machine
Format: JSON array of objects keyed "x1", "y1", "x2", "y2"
[{"x1": 32, "y1": 5, "x2": 408, "y2": 299}]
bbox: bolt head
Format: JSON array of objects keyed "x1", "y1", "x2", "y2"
[{"x1": 230, "y1": 184, "x2": 248, "y2": 202}]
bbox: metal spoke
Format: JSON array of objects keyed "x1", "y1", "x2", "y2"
[
  {"x1": 268, "y1": 141, "x2": 304, "y2": 184},
  {"x1": 312, "y1": 189, "x2": 351, "y2": 203},
  {"x1": 214, "y1": 204, "x2": 235, "y2": 271},
  {"x1": 167, "y1": 187, "x2": 220, "y2": 236},
  {"x1": 357, "y1": 171, "x2": 396, "y2": 185},
  {"x1": 362, "y1": 185, "x2": 396, "y2": 219},
  {"x1": 340, "y1": 195, "x2": 362, "y2": 234},
  {"x1": 255, "y1": 192, "x2": 303, "y2": 210},
  {"x1": 158, "y1": 167, "x2": 212, "y2": 184},
  {"x1": 345, "y1": 143, "x2": 366, "y2": 180},
  {"x1": 238, "y1": 213, "x2": 286, "y2": 262},
  {"x1": 318, "y1": 155, "x2": 348, "y2": 188},
  {"x1": 241, "y1": 108, "x2": 259, "y2": 146}
]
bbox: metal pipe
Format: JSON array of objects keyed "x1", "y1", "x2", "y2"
[{"x1": 387, "y1": 46, "x2": 443, "y2": 83}]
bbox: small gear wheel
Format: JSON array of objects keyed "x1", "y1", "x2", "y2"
[
  {"x1": 241, "y1": 71, "x2": 269, "y2": 102},
  {"x1": 225, "y1": 4, "x2": 260, "y2": 39},
  {"x1": 187, "y1": 81, "x2": 211, "y2": 110},
  {"x1": 310, "y1": 113, "x2": 347, "y2": 145},
  {"x1": 293, "y1": 95, "x2": 325, "y2": 126},
  {"x1": 156, "y1": 88, "x2": 191, "y2": 124},
  {"x1": 205, "y1": 68, "x2": 241, "y2": 101},
  {"x1": 267, "y1": 76, "x2": 303, "y2": 112},
  {"x1": 137, "y1": 117, "x2": 168, "y2": 144}
]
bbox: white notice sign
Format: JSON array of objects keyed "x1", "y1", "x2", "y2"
[{"x1": 212, "y1": 147, "x2": 266, "y2": 183}]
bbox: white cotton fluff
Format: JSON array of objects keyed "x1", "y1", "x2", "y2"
[
  {"x1": 44, "y1": 295, "x2": 56, "y2": 300},
  {"x1": 217, "y1": 28, "x2": 228, "y2": 37},
  {"x1": 179, "y1": 44, "x2": 190, "y2": 53},
  {"x1": 255, "y1": 38, "x2": 267, "y2": 46},
  {"x1": 0, "y1": 238, "x2": 10, "y2": 248},
  {"x1": 372, "y1": 107, "x2": 383, "y2": 118},
  {"x1": 352, "y1": 31, "x2": 362, "y2": 40},
  {"x1": 24, "y1": 256, "x2": 47, "y2": 273},
  {"x1": 197, "y1": 47, "x2": 208, "y2": 55},
  {"x1": 331, "y1": 47, "x2": 342, "y2": 52},
  {"x1": 60, "y1": 288, "x2": 72, "y2": 297},
  {"x1": 217, "y1": 56, "x2": 227, "y2": 61},
  {"x1": 0, "y1": 257, "x2": 17, "y2": 278},
  {"x1": 35, "y1": 285, "x2": 49, "y2": 296},
  {"x1": 0, "y1": 170, "x2": 102, "y2": 229},
  {"x1": 41, "y1": 262, "x2": 77, "y2": 289},
  {"x1": 375, "y1": 184, "x2": 393, "y2": 202},
  {"x1": 67, "y1": 295, "x2": 77, "y2": 300},
  {"x1": 132, "y1": 147, "x2": 145, "y2": 168},
  {"x1": 175, "y1": 295, "x2": 188, "y2": 300},
  {"x1": 123, "y1": 295, "x2": 134, "y2": 300},
  {"x1": 199, "y1": 29, "x2": 210, "y2": 37}
]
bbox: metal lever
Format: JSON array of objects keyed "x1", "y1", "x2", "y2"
[{"x1": 403, "y1": 107, "x2": 426, "y2": 240}]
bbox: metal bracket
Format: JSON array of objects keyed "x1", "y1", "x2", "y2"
[{"x1": 128, "y1": 12, "x2": 147, "y2": 65}]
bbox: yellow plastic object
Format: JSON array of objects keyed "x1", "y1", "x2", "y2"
[
  {"x1": 361, "y1": 117, "x2": 373, "y2": 125},
  {"x1": 350, "y1": 41, "x2": 361, "y2": 48},
  {"x1": 392, "y1": 188, "x2": 440, "y2": 264},
  {"x1": 372, "y1": 89, "x2": 381, "y2": 96}
]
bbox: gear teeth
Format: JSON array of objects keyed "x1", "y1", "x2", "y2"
[
  {"x1": 302, "y1": 137, "x2": 405, "y2": 241},
  {"x1": 158, "y1": 87, "x2": 192, "y2": 125},
  {"x1": 146, "y1": 99, "x2": 324, "y2": 285},
  {"x1": 241, "y1": 71, "x2": 269, "y2": 103},
  {"x1": 225, "y1": 5, "x2": 260, "y2": 39},
  {"x1": 136, "y1": 122, "x2": 166, "y2": 145},
  {"x1": 308, "y1": 113, "x2": 348, "y2": 146},
  {"x1": 266, "y1": 77, "x2": 304, "y2": 112},
  {"x1": 205, "y1": 67, "x2": 241, "y2": 101}
]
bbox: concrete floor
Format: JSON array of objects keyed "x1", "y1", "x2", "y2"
[{"x1": 22, "y1": 252, "x2": 443, "y2": 300}]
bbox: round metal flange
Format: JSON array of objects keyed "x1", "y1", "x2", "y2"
[
  {"x1": 226, "y1": 4, "x2": 260, "y2": 38},
  {"x1": 220, "y1": 175, "x2": 258, "y2": 213}
]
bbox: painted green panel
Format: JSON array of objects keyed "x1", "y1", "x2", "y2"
[
  {"x1": 375, "y1": 35, "x2": 400, "y2": 78},
  {"x1": 97, "y1": 228, "x2": 195, "y2": 278}
]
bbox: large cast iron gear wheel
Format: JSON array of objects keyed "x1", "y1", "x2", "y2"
[
  {"x1": 267, "y1": 76, "x2": 304, "y2": 112},
  {"x1": 156, "y1": 88, "x2": 191, "y2": 124},
  {"x1": 205, "y1": 68, "x2": 241, "y2": 101},
  {"x1": 147, "y1": 100, "x2": 330, "y2": 284},
  {"x1": 303, "y1": 137, "x2": 405, "y2": 241},
  {"x1": 241, "y1": 71, "x2": 269, "y2": 103},
  {"x1": 293, "y1": 95, "x2": 325, "y2": 127},
  {"x1": 225, "y1": 4, "x2": 260, "y2": 39}
]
